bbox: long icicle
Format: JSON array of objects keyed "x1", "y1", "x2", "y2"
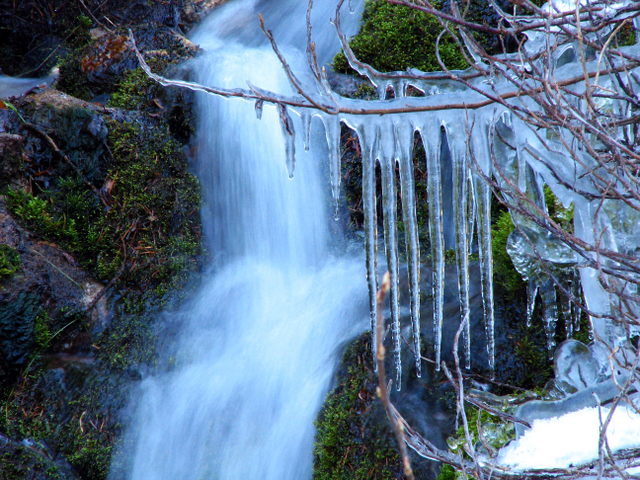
[
  {"x1": 377, "y1": 122, "x2": 403, "y2": 390},
  {"x1": 322, "y1": 114, "x2": 343, "y2": 219},
  {"x1": 421, "y1": 121, "x2": 445, "y2": 370},
  {"x1": 277, "y1": 104, "x2": 296, "y2": 178},
  {"x1": 470, "y1": 117, "x2": 495, "y2": 374},
  {"x1": 357, "y1": 122, "x2": 379, "y2": 369},
  {"x1": 448, "y1": 120, "x2": 472, "y2": 369},
  {"x1": 396, "y1": 120, "x2": 422, "y2": 377}
]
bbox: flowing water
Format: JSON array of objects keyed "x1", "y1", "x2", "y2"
[{"x1": 116, "y1": 2, "x2": 368, "y2": 479}]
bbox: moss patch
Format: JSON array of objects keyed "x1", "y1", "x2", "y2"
[
  {"x1": 1, "y1": 361, "x2": 127, "y2": 480},
  {"x1": 6, "y1": 117, "x2": 202, "y2": 297},
  {"x1": 313, "y1": 334, "x2": 405, "y2": 480},
  {"x1": 0, "y1": 245, "x2": 20, "y2": 280},
  {"x1": 333, "y1": 0, "x2": 468, "y2": 74},
  {"x1": 491, "y1": 207, "x2": 524, "y2": 295}
]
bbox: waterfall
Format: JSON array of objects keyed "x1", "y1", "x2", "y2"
[
  {"x1": 114, "y1": 2, "x2": 368, "y2": 479},
  {"x1": 113, "y1": 0, "x2": 640, "y2": 475}
]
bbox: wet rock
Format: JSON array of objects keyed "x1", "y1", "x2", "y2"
[
  {"x1": 0, "y1": 133, "x2": 24, "y2": 188},
  {"x1": 0, "y1": 432, "x2": 78, "y2": 480},
  {"x1": 57, "y1": 25, "x2": 198, "y2": 102},
  {"x1": 0, "y1": 291, "x2": 39, "y2": 370},
  {"x1": 181, "y1": 0, "x2": 228, "y2": 28}
]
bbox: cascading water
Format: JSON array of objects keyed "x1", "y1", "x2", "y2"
[
  {"x1": 113, "y1": 2, "x2": 368, "y2": 479},
  {"x1": 114, "y1": 0, "x2": 640, "y2": 474}
]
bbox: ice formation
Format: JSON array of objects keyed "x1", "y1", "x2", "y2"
[
  {"x1": 278, "y1": 0, "x2": 640, "y2": 384},
  {"x1": 137, "y1": 0, "x2": 640, "y2": 389}
]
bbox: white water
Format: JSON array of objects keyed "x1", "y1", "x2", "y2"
[
  {"x1": 113, "y1": 0, "x2": 640, "y2": 476},
  {"x1": 115, "y1": 2, "x2": 368, "y2": 479}
]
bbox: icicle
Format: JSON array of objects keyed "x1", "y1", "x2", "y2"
[
  {"x1": 377, "y1": 122, "x2": 403, "y2": 390},
  {"x1": 526, "y1": 279, "x2": 538, "y2": 327},
  {"x1": 255, "y1": 99, "x2": 264, "y2": 120},
  {"x1": 572, "y1": 268, "x2": 582, "y2": 333},
  {"x1": 448, "y1": 120, "x2": 472, "y2": 369},
  {"x1": 562, "y1": 276, "x2": 573, "y2": 339},
  {"x1": 470, "y1": 118, "x2": 495, "y2": 374},
  {"x1": 376, "y1": 82, "x2": 388, "y2": 100},
  {"x1": 357, "y1": 122, "x2": 379, "y2": 369},
  {"x1": 396, "y1": 120, "x2": 422, "y2": 377},
  {"x1": 540, "y1": 279, "x2": 558, "y2": 354},
  {"x1": 466, "y1": 173, "x2": 477, "y2": 258},
  {"x1": 474, "y1": 178, "x2": 495, "y2": 373},
  {"x1": 277, "y1": 104, "x2": 296, "y2": 178},
  {"x1": 300, "y1": 109, "x2": 312, "y2": 151},
  {"x1": 322, "y1": 114, "x2": 342, "y2": 219},
  {"x1": 389, "y1": 78, "x2": 409, "y2": 99},
  {"x1": 421, "y1": 121, "x2": 445, "y2": 371}
]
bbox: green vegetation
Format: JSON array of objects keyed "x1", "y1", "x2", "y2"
[
  {"x1": 109, "y1": 66, "x2": 159, "y2": 111},
  {"x1": 7, "y1": 190, "x2": 80, "y2": 246},
  {"x1": 34, "y1": 310, "x2": 52, "y2": 351},
  {"x1": 6, "y1": 119, "x2": 202, "y2": 296},
  {"x1": 544, "y1": 185, "x2": 574, "y2": 233},
  {"x1": 313, "y1": 335, "x2": 404, "y2": 480},
  {"x1": 333, "y1": 0, "x2": 468, "y2": 74},
  {"x1": 0, "y1": 245, "x2": 20, "y2": 280},
  {"x1": 491, "y1": 208, "x2": 525, "y2": 294},
  {"x1": 1, "y1": 363, "x2": 124, "y2": 480}
]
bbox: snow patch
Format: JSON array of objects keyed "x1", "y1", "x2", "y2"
[{"x1": 498, "y1": 405, "x2": 640, "y2": 470}]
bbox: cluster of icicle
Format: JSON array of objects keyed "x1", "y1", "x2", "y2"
[
  {"x1": 138, "y1": 0, "x2": 640, "y2": 388},
  {"x1": 289, "y1": 96, "x2": 496, "y2": 387},
  {"x1": 268, "y1": 0, "x2": 640, "y2": 388}
]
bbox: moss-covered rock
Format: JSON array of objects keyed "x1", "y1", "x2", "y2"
[
  {"x1": 1, "y1": 358, "x2": 128, "y2": 480},
  {"x1": 0, "y1": 4, "x2": 205, "y2": 475},
  {"x1": 333, "y1": 0, "x2": 468, "y2": 74},
  {"x1": 0, "y1": 432, "x2": 78, "y2": 480},
  {"x1": 57, "y1": 26, "x2": 198, "y2": 103},
  {"x1": 314, "y1": 334, "x2": 405, "y2": 480}
]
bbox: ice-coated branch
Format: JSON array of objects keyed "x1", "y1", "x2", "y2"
[{"x1": 128, "y1": 29, "x2": 316, "y2": 110}]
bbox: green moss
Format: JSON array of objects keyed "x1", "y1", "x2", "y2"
[
  {"x1": 34, "y1": 310, "x2": 52, "y2": 351},
  {"x1": 7, "y1": 119, "x2": 202, "y2": 296},
  {"x1": 446, "y1": 405, "x2": 515, "y2": 460},
  {"x1": 0, "y1": 363, "x2": 124, "y2": 480},
  {"x1": 108, "y1": 67, "x2": 158, "y2": 111},
  {"x1": 436, "y1": 464, "x2": 458, "y2": 480},
  {"x1": 0, "y1": 245, "x2": 20, "y2": 280},
  {"x1": 333, "y1": 0, "x2": 468, "y2": 73},
  {"x1": 544, "y1": 185, "x2": 573, "y2": 233},
  {"x1": 6, "y1": 189, "x2": 80, "y2": 247},
  {"x1": 491, "y1": 208, "x2": 525, "y2": 294},
  {"x1": 313, "y1": 334, "x2": 404, "y2": 480},
  {"x1": 333, "y1": 0, "x2": 468, "y2": 74}
]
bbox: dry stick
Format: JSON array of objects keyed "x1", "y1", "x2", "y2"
[{"x1": 375, "y1": 272, "x2": 415, "y2": 480}]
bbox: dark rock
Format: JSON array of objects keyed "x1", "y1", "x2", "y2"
[
  {"x1": 0, "y1": 432, "x2": 79, "y2": 480},
  {"x1": 0, "y1": 291, "x2": 39, "y2": 370},
  {"x1": 181, "y1": 0, "x2": 228, "y2": 28},
  {"x1": 57, "y1": 25, "x2": 198, "y2": 102},
  {"x1": 0, "y1": 133, "x2": 24, "y2": 188}
]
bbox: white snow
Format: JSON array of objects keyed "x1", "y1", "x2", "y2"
[{"x1": 497, "y1": 405, "x2": 640, "y2": 470}]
